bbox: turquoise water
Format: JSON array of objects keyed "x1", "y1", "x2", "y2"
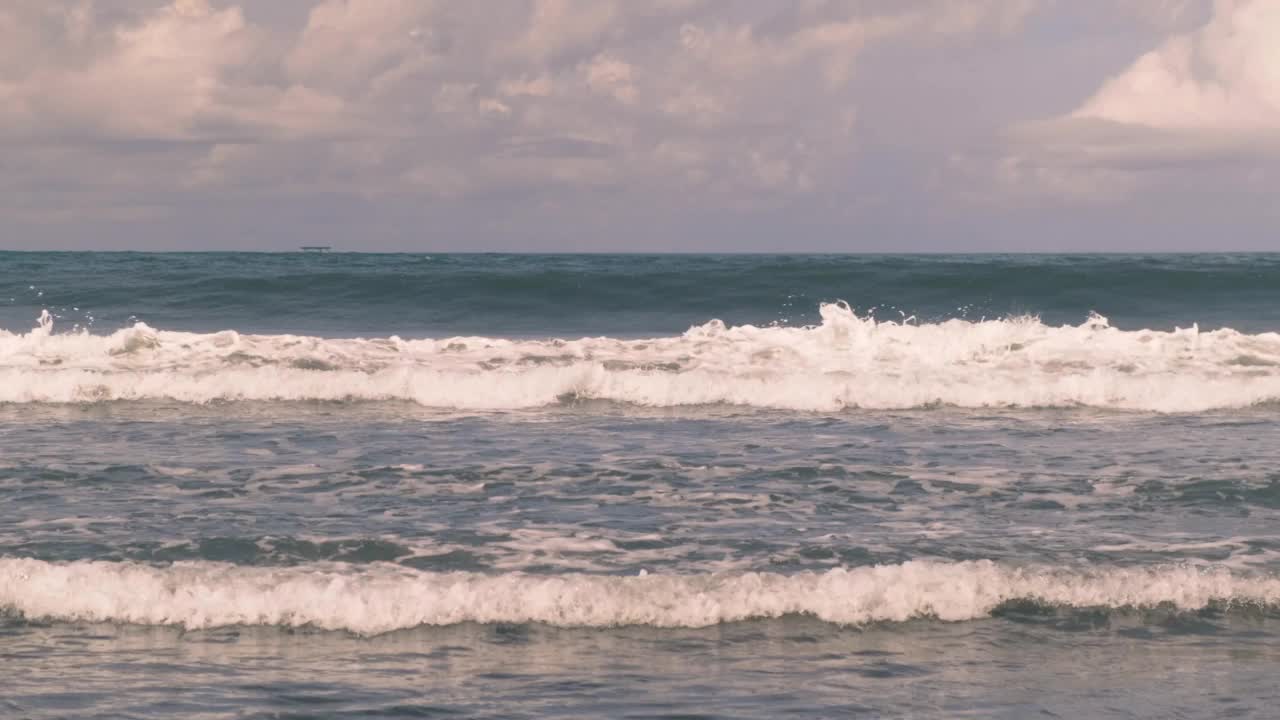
[
  {"x1": 2, "y1": 253, "x2": 1280, "y2": 718},
  {"x1": 5, "y1": 252, "x2": 1280, "y2": 335}
]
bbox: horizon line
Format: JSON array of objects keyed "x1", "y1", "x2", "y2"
[{"x1": 3, "y1": 249, "x2": 1279, "y2": 256}]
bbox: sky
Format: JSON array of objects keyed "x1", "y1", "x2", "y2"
[{"x1": 1, "y1": 0, "x2": 1278, "y2": 252}]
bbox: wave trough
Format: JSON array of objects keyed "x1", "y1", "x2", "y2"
[
  {"x1": 3, "y1": 304, "x2": 1279, "y2": 411},
  {"x1": 3, "y1": 558, "x2": 1276, "y2": 634}
]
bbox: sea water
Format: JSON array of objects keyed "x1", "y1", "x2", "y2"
[{"x1": 2, "y1": 253, "x2": 1279, "y2": 718}]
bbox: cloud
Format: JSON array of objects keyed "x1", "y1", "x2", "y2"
[
  {"x1": 32, "y1": 1, "x2": 1249, "y2": 250},
  {"x1": 949, "y1": 0, "x2": 1280, "y2": 212},
  {"x1": 1, "y1": 1, "x2": 1035, "y2": 196},
  {"x1": 1072, "y1": 0, "x2": 1280, "y2": 132},
  {"x1": 0, "y1": 0, "x2": 351, "y2": 141}
]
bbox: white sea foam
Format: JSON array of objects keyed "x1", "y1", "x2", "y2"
[
  {"x1": 2, "y1": 558, "x2": 1276, "y2": 634},
  {"x1": 3, "y1": 304, "x2": 1279, "y2": 411}
]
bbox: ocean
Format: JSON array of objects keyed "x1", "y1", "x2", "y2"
[{"x1": 2, "y1": 252, "x2": 1279, "y2": 718}]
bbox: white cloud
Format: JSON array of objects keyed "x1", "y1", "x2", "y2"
[
  {"x1": 3, "y1": 0, "x2": 1070, "y2": 248},
  {"x1": 12, "y1": 1, "x2": 251, "y2": 136},
  {"x1": 1073, "y1": 0, "x2": 1280, "y2": 132},
  {"x1": 583, "y1": 54, "x2": 637, "y2": 105},
  {"x1": 284, "y1": 0, "x2": 438, "y2": 96},
  {"x1": 953, "y1": 0, "x2": 1280, "y2": 213},
  {"x1": 0, "y1": 0, "x2": 353, "y2": 141}
]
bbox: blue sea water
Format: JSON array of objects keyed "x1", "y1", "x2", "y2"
[{"x1": 2, "y1": 252, "x2": 1280, "y2": 718}]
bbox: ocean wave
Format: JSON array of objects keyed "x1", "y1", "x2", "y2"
[
  {"x1": 2, "y1": 558, "x2": 1277, "y2": 634},
  {"x1": 2, "y1": 304, "x2": 1279, "y2": 411}
]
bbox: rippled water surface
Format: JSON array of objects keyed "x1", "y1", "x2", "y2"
[{"x1": 3, "y1": 253, "x2": 1280, "y2": 718}]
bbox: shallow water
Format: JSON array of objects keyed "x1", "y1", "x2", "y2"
[
  {"x1": 2, "y1": 253, "x2": 1279, "y2": 718},
  {"x1": 8, "y1": 615, "x2": 1280, "y2": 719}
]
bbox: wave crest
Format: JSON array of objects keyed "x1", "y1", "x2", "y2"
[
  {"x1": 2, "y1": 304, "x2": 1279, "y2": 411},
  {"x1": 3, "y1": 558, "x2": 1277, "y2": 634}
]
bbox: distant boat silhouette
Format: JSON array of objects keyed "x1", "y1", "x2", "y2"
[{"x1": 300, "y1": 246, "x2": 332, "y2": 253}]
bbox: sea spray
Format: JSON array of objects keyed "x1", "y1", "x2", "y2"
[
  {"x1": 2, "y1": 304, "x2": 1279, "y2": 411},
  {"x1": 3, "y1": 558, "x2": 1277, "y2": 634}
]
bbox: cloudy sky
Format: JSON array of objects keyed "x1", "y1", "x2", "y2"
[{"x1": 2, "y1": 0, "x2": 1278, "y2": 251}]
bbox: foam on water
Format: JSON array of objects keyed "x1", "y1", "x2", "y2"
[
  {"x1": 2, "y1": 558, "x2": 1278, "y2": 634},
  {"x1": 3, "y1": 304, "x2": 1279, "y2": 411}
]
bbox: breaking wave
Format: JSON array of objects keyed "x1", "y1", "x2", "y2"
[
  {"x1": 2, "y1": 558, "x2": 1277, "y2": 634},
  {"x1": 2, "y1": 304, "x2": 1279, "y2": 411}
]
